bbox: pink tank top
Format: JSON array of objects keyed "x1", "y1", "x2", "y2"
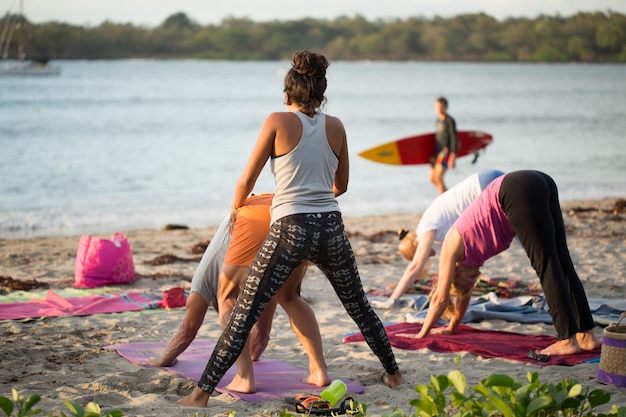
[{"x1": 451, "y1": 175, "x2": 516, "y2": 267}]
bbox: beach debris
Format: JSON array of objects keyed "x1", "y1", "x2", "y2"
[
  {"x1": 160, "y1": 224, "x2": 189, "y2": 231},
  {"x1": 345, "y1": 230, "x2": 397, "y2": 243},
  {"x1": 567, "y1": 198, "x2": 626, "y2": 216},
  {"x1": 142, "y1": 254, "x2": 201, "y2": 265},
  {"x1": 189, "y1": 240, "x2": 210, "y2": 254},
  {"x1": 612, "y1": 198, "x2": 625, "y2": 214},
  {"x1": 134, "y1": 272, "x2": 190, "y2": 280},
  {"x1": 0, "y1": 276, "x2": 49, "y2": 292}
]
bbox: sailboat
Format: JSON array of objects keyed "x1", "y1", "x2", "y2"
[{"x1": 0, "y1": 0, "x2": 60, "y2": 76}]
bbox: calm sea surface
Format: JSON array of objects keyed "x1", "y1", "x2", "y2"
[{"x1": 1, "y1": 60, "x2": 625, "y2": 238}]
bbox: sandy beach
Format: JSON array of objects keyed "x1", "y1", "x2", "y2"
[{"x1": 1, "y1": 197, "x2": 625, "y2": 416}]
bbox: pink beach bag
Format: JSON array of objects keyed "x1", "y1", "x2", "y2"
[{"x1": 74, "y1": 232, "x2": 135, "y2": 288}]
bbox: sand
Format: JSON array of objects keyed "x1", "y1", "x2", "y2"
[{"x1": 1, "y1": 197, "x2": 625, "y2": 416}]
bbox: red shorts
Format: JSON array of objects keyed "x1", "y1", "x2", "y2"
[{"x1": 224, "y1": 194, "x2": 272, "y2": 266}]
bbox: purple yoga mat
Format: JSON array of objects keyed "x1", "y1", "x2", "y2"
[{"x1": 104, "y1": 339, "x2": 364, "y2": 403}]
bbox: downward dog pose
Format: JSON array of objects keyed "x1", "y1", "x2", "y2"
[
  {"x1": 416, "y1": 170, "x2": 600, "y2": 357},
  {"x1": 146, "y1": 194, "x2": 328, "y2": 393},
  {"x1": 177, "y1": 50, "x2": 402, "y2": 407},
  {"x1": 372, "y1": 169, "x2": 504, "y2": 309}
]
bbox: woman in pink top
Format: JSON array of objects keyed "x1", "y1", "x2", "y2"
[{"x1": 417, "y1": 170, "x2": 600, "y2": 359}]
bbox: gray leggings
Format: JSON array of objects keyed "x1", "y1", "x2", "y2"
[{"x1": 197, "y1": 211, "x2": 399, "y2": 393}]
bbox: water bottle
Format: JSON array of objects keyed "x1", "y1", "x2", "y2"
[{"x1": 319, "y1": 380, "x2": 347, "y2": 406}]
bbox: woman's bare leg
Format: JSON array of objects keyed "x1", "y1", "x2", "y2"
[{"x1": 276, "y1": 263, "x2": 330, "y2": 387}]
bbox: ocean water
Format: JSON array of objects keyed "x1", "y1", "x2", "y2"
[{"x1": 1, "y1": 60, "x2": 625, "y2": 239}]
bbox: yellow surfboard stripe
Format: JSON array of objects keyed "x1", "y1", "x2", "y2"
[{"x1": 357, "y1": 142, "x2": 402, "y2": 165}]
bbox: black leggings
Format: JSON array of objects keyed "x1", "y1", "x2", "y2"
[
  {"x1": 498, "y1": 171, "x2": 595, "y2": 340},
  {"x1": 197, "y1": 211, "x2": 399, "y2": 394}
]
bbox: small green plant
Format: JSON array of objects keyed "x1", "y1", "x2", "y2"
[
  {"x1": 382, "y1": 360, "x2": 626, "y2": 417},
  {"x1": 0, "y1": 389, "x2": 123, "y2": 417}
]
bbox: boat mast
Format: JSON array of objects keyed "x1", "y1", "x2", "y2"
[
  {"x1": 17, "y1": 0, "x2": 25, "y2": 61},
  {"x1": 0, "y1": 0, "x2": 18, "y2": 60}
]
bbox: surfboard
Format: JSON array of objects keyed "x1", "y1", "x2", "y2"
[{"x1": 358, "y1": 130, "x2": 493, "y2": 166}]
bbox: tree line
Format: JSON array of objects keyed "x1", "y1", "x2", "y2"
[{"x1": 2, "y1": 10, "x2": 626, "y2": 62}]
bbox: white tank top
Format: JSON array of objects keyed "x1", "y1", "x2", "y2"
[
  {"x1": 270, "y1": 111, "x2": 340, "y2": 223},
  {"x1": 416, "y1": 169, "x2": 504, "y2": 253}
]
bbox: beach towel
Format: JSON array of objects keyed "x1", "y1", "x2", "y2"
[
  {"x1": 105, "y1": 340, "x2": 365, "y2": 403},
  {"x1": 371, "y1": 292, "x2": 626, "y2": 327},
  {"x1": 344, "y1": 322, "x2": 600, "y2": 366},
  {"x1": 0, "y1": 290, "x2": 162, "y2": 321},
  {"x1": 398, "y1": 293, "x2": 554, "y2": 324},
  {"x1": 368, "y1": 275, "x2": 543, "y2": 298}
]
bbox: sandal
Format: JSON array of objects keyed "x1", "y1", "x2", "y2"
[
  {"x1": 285, "y1": 395, "x2": 356, "y2": 416},
  {"x1": 527, "y1": 349, "x2": 550, "y2": 362}
]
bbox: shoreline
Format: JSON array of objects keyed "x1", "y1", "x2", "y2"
[{"x1": 1, "y1": 196, "x2": 625, "y2": 416}]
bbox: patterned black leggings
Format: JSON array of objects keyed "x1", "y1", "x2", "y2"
[
  {"x1": 498, "y1": 171, "x2": 595, "y2": 340},
  {"x1": 197, "y1": 211, "x2": 399, "y2": 393}
]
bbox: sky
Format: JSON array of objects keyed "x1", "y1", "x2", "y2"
[{"x1": 11, "y1": 0, "x2": 626, "y2": 27}]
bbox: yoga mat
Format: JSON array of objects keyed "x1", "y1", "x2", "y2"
[
  {"x1": 0, "y1": 290, "x2": 162, "y2": 320},
  {"x1": 104, "y1": 340, "x2": 365, "y2": 403},
  {"x1": 344, "y1": 323, "x2": 600, "y2": 366}
]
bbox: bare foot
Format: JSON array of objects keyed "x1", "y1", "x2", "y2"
[
  {"x1": 383, "y1": 372, "x2": 403, "y2": 388},
  {"x1": 302, "y1": 372, "x2": 331, "y2": 387},
  {"x1": 176, "y1": 387, "x2": 210, "y2": 407},
  {"x1": 576, "y1": 330, "x2": 601, "y2": 351},
  {"x1": 224, "y1": 375, "x2": 255, "y2": 394},
  {"x1": 537, "y1": 337, "x2": 580, "y2": 356}
]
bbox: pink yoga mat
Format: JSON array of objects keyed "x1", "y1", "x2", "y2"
[
  {"x1": 0, "y1": 290, "x2": 162, "y2": 320},
  {"x1": 105, "y1": 340, "x2": 364, "y2": 403},
  {"x1": 344, "y1": 323, "x2": 600, "y2": 366}
]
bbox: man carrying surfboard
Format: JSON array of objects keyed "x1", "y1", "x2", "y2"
[{"x1": 429, "y1": 97, "x2": 458, "y2": 194}]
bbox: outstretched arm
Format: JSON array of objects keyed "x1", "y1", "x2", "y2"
[
  {"x1": 438, "y1": 292, "x2": 471, "y2": 335},
  {"x1": 417, "y1": 228, "x2": 465, "y2": 338},
  {"x1": 248, "y1": 296, "x2": 278, "y2": 361},
  {"x1": 441, "y1": 262, "x2": 481, "y2": 334},
  {"x1": 389, "y1": 230, "x2": 436, "y2": 300},
  {"x1": 144, "y1": 292, "x2": 208, "y2": 366}
]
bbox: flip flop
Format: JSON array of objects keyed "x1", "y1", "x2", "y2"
[{"x1": 527, "y1": 349, "x2": 550, "y2": 362}]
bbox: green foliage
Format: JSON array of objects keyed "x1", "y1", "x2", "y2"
[
  {"x1": 0, "y1": 389, "x2": 123, "y2": 417},
  {"x1": 1, "y1": 10, "x2": 625, "y2": 61},
  {"x1": 383, "y1": 360, "x2": 626, "y2": 417}
]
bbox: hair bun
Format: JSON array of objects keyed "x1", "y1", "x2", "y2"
[{"x1": 292, "y1": 50, "x2": 328, "y2": 78}]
